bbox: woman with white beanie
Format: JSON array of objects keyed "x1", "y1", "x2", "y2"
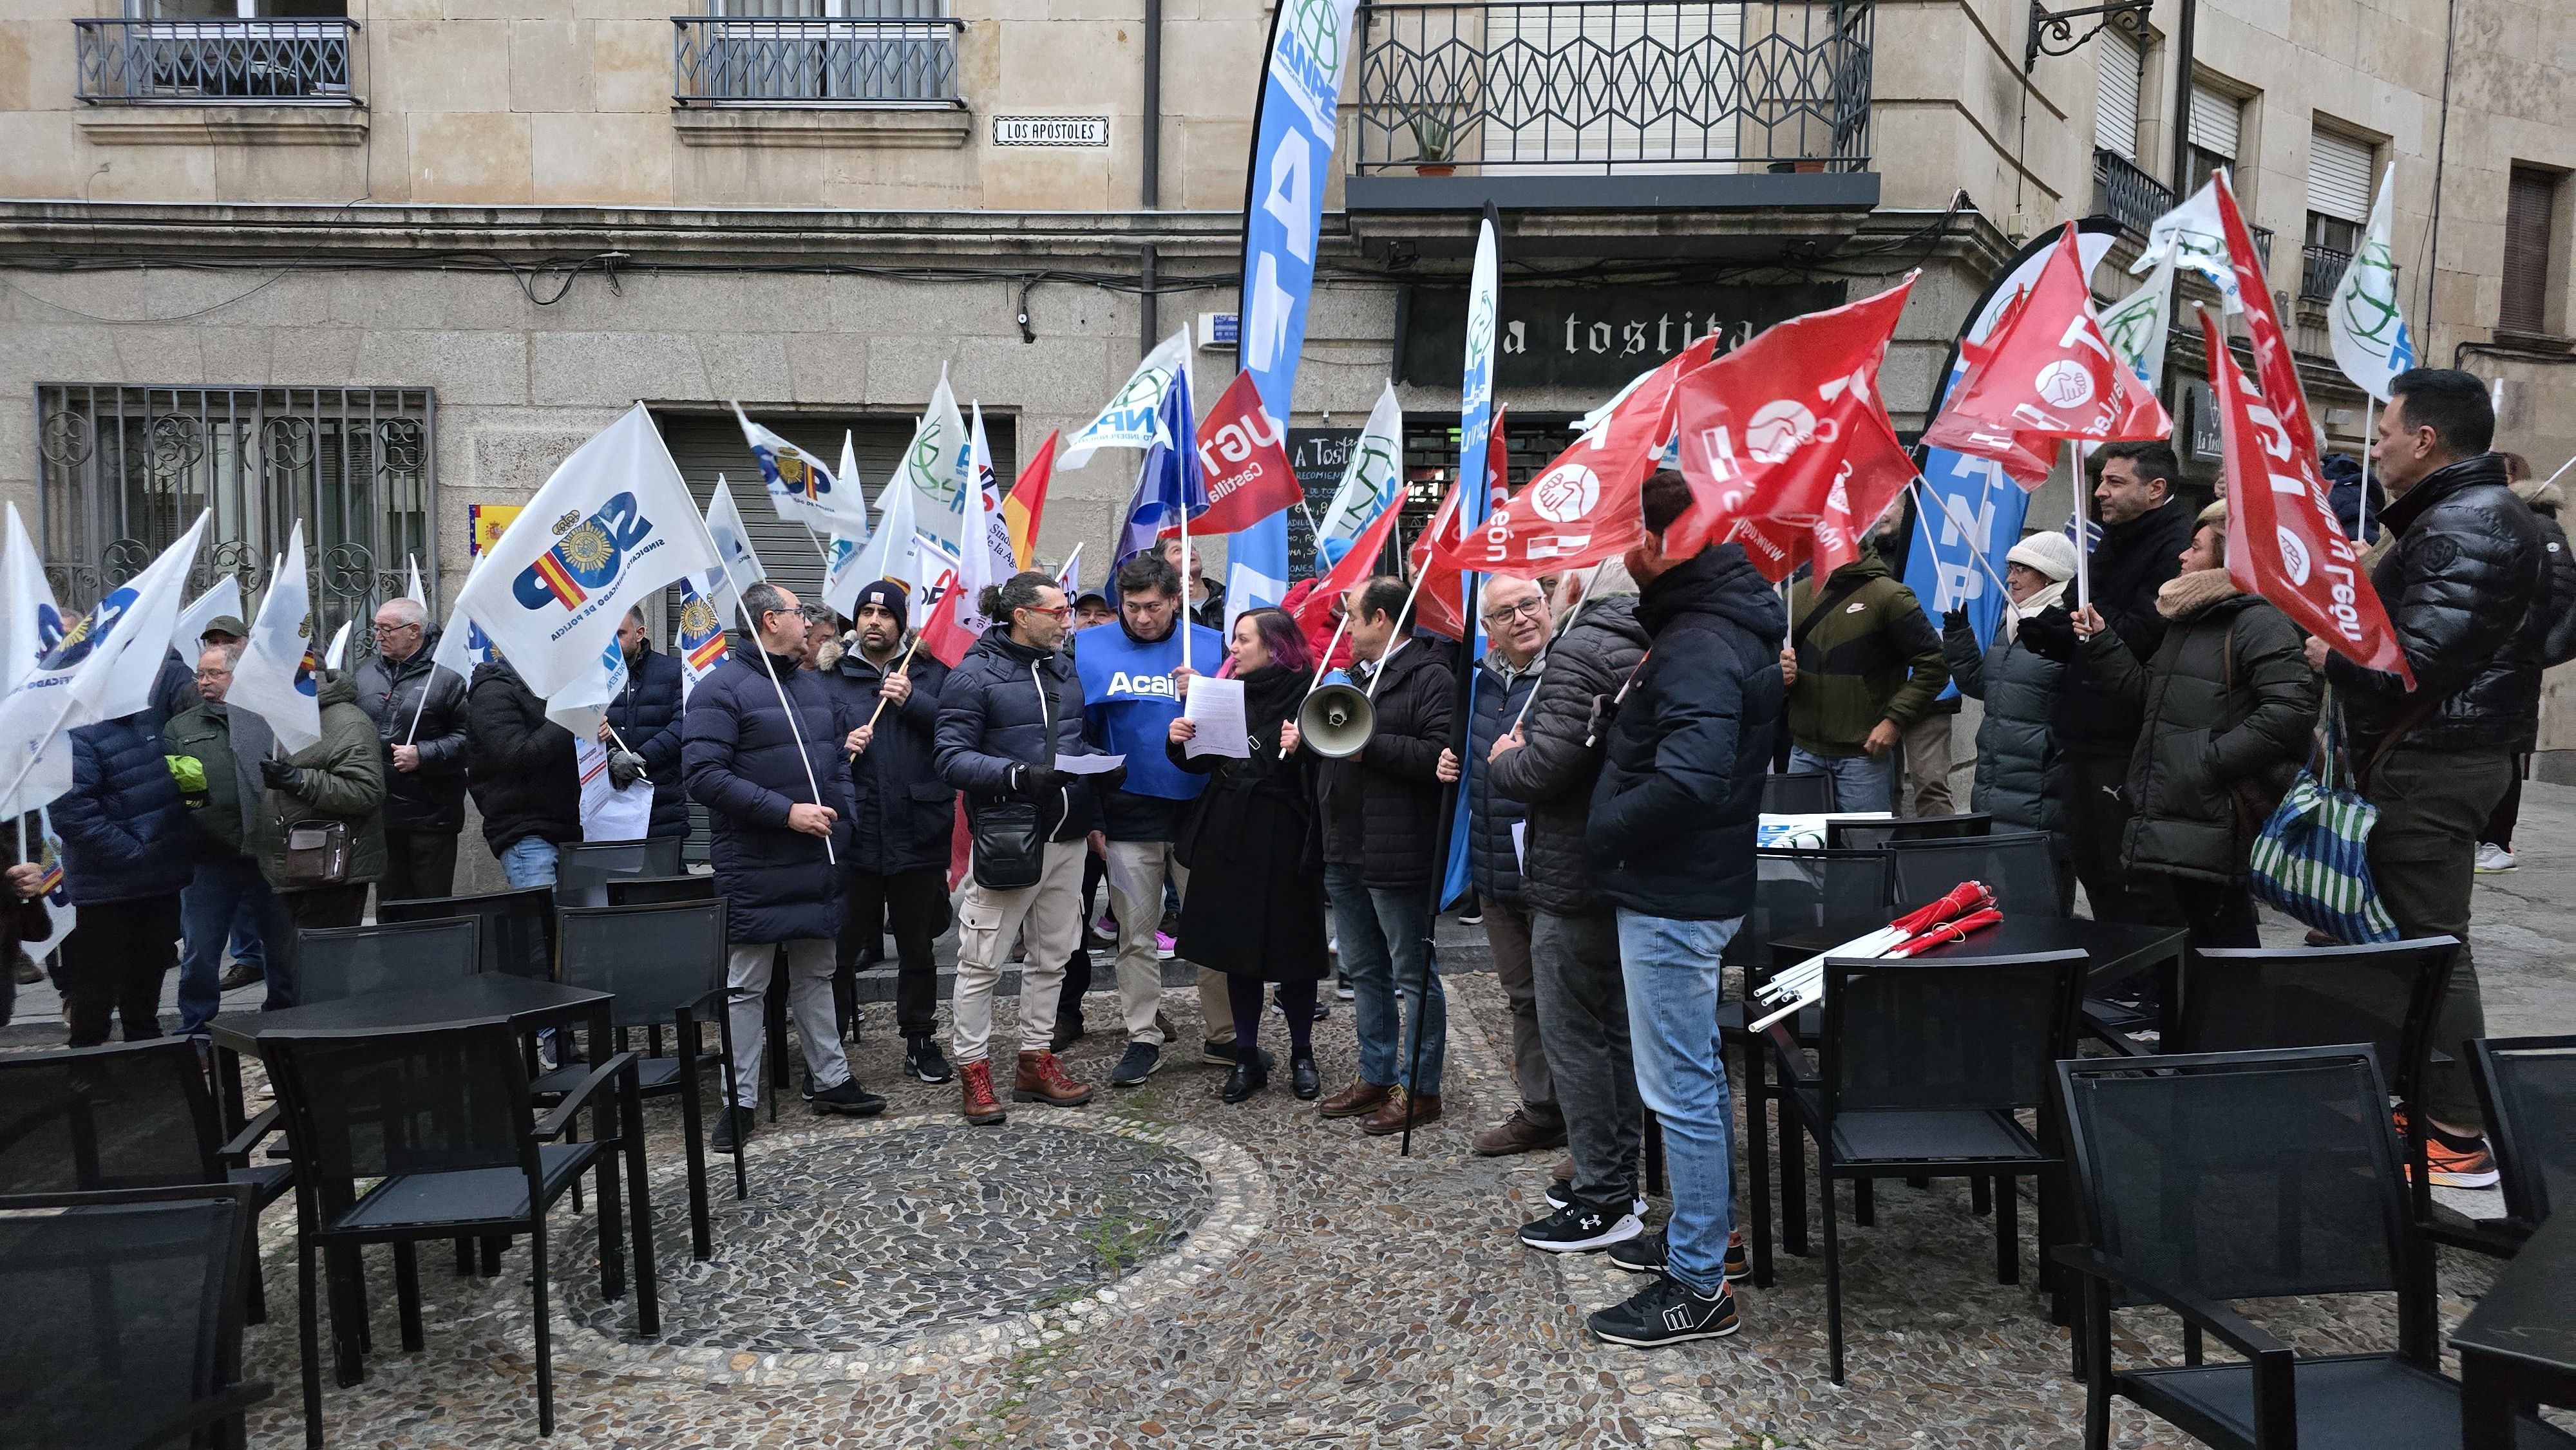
[{"x1": 1940, "y1": 530, "x2": 2079, "y2": 913}]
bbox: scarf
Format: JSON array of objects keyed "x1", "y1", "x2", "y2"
[
  {"x1": 2000, "y1": 579, "x2": 2067, "y2": 643},
  {"x1": 2155, "y1": 567, "x2": 2241, "y2": 621}
]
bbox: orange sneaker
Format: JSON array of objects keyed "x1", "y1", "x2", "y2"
[{"x1": 2424, "y1": 1136, "x2": 2499, "y2": 1189}]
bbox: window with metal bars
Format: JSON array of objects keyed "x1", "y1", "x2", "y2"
[{"x1": 33, "y1": 386, "x2": 436, "y2": 657}]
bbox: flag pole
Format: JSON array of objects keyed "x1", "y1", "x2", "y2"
[
  {"x1": 2068, "y1": 441, "x2": 2092, "y2": 613},
  {"x1": 862, "y1": 632, "x2": 925, "y2": 732},
  {"x1": 1178, "y1": 494, "x2": 1193, "y2": 675},
  {"x1": 408, "y1": 551, "x2": 485, "y2": 747},
  {"x1": 1307, "y1": 609, "x2": 1353, "y2": 693},
  {"x1": 2356, "y1": 398, "x2": 2376, "y2": 545},
  {"x1": 1508, "y1": 561, "x2": 1605, "y2": 733}
]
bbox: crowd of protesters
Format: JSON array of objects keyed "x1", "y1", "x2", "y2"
[{"x1": 6, "y1": 366, "x2": 2570, "y2": 1353}]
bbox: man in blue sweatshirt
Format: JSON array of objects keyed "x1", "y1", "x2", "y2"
[{"x1": 1079, "y1": 552, "x2": 1234, "y2": 1086}]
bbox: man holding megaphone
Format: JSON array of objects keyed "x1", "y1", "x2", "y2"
[{"x1": 1311, "y1": 577, "x2": 1457, "y2": 1136}]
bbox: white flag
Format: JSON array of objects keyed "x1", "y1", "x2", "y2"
[
  {"x1": 321, "y1": 619, "x2": 354, "y2": 671},
  {"x1": 33, "y1": 806, "x2": 73, "y2": 948},
  {"x1": 1315, "y1": 379, "x2": 1405, "y2": 545},
  {"x1": 1, "y1": 503, "x2": 61, "y2": 695},
  {"x1": 1061, "y1": 328, "x2": 1193, "y2": 470},
  {"x1": 2329, "y1": 164, "x2": 2418, "y2": 403},
  {"x1": 735, "y1": 404, "x2": 866, "y2": 534},
  {"x1": 968, "y1": 404, "x2": 1018, "y2": 588},
  {"x1": 838, "y1": 431, "x2": 860, "y2": 512},
  {"x1": 0, "y1": 512, "x2": 211, "y2": 813},
  {"x1": 898, "y1": 368, "x2": 972, "y2": 560},
  {"x1": 2098, "y1": 252, "x2": 2177, "y2": 392},
  {"x1": 542, "y1": 635, "x2": 630, "y2": 740},
  {"x1": 172, "y1": 575, "x2": 243, "y2": 663},
  {"x1": 703, "y1": 474, "x2": 766, "y2": 615},
  {"x1": 674, "y1": 575, "x2": 728, "y2": 704},
  {"x1": 2132, "y1": 176, "x2": 2245, "y2": 314},
  {"x1": 404, "y1": 553, "x2": 426, "y2": 607},
  {"x1": 834, "y1": 475, "x2": 921, "y2": 623},
  {"x1": 227, "y1": 522, "x2": 324, "y2": 754},
  {"x1": 455, "y1": 403, "x2": 724, "y2": 704}
]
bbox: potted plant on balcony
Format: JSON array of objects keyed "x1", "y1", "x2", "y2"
[{"x1": 1410, "y1": 112, "x2": 1457, "y2": 177}]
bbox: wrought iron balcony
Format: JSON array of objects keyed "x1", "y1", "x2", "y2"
[
  {"x1": 2300, "y1": 241, "x2": 2351, "y2": 303},
  {"x1": 672, "y1": 16, "x2": 964, "y2": 106},
  {"x1": 1350, "y1": 0, "x2": 1873, "y2": 174},
  {"x1": 73, "y1": 18, "x2": 356, "y2": 105},
  {"x1": 2091, "y1": 147, "x2": 2172, "y2": 239}
]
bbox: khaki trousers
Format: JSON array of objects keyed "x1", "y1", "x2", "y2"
[
  {"x1": 952, "y1": 839, "x2": 1086, "y2": 1065},
  {"x1": 1104, "y1": 838, "x2": 1231, "y2": 1046}
]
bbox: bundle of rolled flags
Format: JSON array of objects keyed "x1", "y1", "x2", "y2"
[{"x1": 1749, "y1": 881, "x2": 2001, "y2": 1032}]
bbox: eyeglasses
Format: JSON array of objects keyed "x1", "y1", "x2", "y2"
[
  {"x1": 1482, "y1": 598, "x2": 1546, "y2": 624},
  {"x1": 193, "y1": 668, "x2": 232, "y2": 681},
  {"x1": 1023, "y1": 605, "x2": 1076, "y2": 621},
  {"x1": 371, "y1": 622, "x2": 417, "y2": 635}
]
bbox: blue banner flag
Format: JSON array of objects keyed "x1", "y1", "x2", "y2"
[
  {"x1": 1443, "y1": 212, "x2": 1501, "y2": 910},
  {"x1": 1229, "y1": 0, "x2": 1362, "y2": 628},
  {"x1": 1115, "y1": 359, "x2": 1208, "y2": 567}
]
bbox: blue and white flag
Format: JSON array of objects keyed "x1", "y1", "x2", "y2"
[
  {"x1": 1063, "y1": 328, "x2": 1192, "y2": 469},
  {"x1": 2132, "y1": 176, "x2": 2243, "y2": 314},
  {"x1": 2329, "y1": 164, "x2": 2416, "y2": 404},
  {"x1": 702, "y1": 475, "x2": 766, "y2": 614},
  {"x1": 227, "y1": 522, "x2": 323, "y2": 753},
  {"x1": 1231, "y1": 0, "x2": 1363, "y2": 628},
  {"x1": 33, "y1": 806, "x2": 73, "y2": 948},
  {"x1": 735, "y1": 404, "x2": 866, "y2": 535},
  {"x1": 1, "y1": 503, "x2": 62, "y2": 697},
  {"x1": 456, "y1": 403, "x2": 724, "y2": 707},
  {"x1": 896, "y1": 368, "x2": 973, "y2": 561},
  {"x1": 1114, "y1": 356, "x2": 1208, "y2": 567},
  {"x1": 968, "y1": 403, "x2": 1018, "y2": 588},
  {"x1": 1441, "y1": 211, "x2": 1501, "y2": 911},
  {"x1": 675, "y1": 576, "x2": 728, "y2": 704},
  {"x1": 835, "y1": 474, "x2": 923, "y2": 625},
  {"x1": 1314, "y1": 381, "x2": 1405, "y2": 546},
  {"x1": 172, "y1": 574, "x2": 242, "y2": 663}
]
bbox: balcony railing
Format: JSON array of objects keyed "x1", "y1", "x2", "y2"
[
  {"x1": 1351, "y1": 0, "x2": 1873, "y2": 174},
  {"x1": 2092, "y1": 147, "x2": 2172, "y2": 239},
  {"x1": 2300, "y1": 241, "x2": 2351, "y2": 303},
  {"x1": 73, "y1": 18, "x2": 356, "y2": 105},
  {"x1": 672, "y1": 16, "x2": 963, "y2": 106}
]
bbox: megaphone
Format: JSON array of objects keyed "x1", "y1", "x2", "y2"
[{"x1": 1298, "y1": 682, "x2": 1376, "y2": 758}]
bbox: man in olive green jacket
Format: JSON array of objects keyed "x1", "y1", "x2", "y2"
[
  {"x1": 1781, "y1": 549, "x2": 1949, "y2": 814},
  {"x1": 165, "y1": 640, "x2": 291, "y2": 1018},
  {"x1": 234, "y1": 667, "x2": 386, "y2": 1006}
]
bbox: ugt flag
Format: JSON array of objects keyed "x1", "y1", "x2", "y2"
[
  {"x1": 1115, "y1": 355, "x2": 1208, "y2": 567},
  {"x1": 1189, "y1": 372, "x2": 1302, "y2": 537},
  {"x1": 457, "y1": 403, "x2": 723, "y2": 704},
  {"x1": 735, "y1": 404, "x2": 866, "y2": 535},
  {"x1": 2328, "y1": 164, "x2": 2416, "y2": 403},
  {"x1": 227, "y1": 522, "x2": 324, "y2": 754}
]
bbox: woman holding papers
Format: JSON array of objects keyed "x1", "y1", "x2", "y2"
[{"x1": 1167, "y1": 608, "x2": 1329, "y2": 1104}]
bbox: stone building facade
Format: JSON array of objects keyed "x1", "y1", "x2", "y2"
[{"x1": 1, "y1": 0, "x2": 2570, "y2": 755}]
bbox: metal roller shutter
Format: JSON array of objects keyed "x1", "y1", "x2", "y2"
[
  {"x1": 2308, "y1": 129, "x2": 2374, "y2": 224},
  {"x1": 2188, "y1": 84, "x2": 2240, "y2": 161},
  {"x1": 2095, "y1": 31, "x2": 2143, "y2": 160},
  {"x1": 2503, "y1": 166, "x2": 2559, "y2": 334}
]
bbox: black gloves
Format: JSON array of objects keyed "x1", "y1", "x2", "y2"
[
  {"x1": 2014, "y1": 603, "x2": 2078, "y2": 662},
  {"x1": 1011, "y1": 765, "x2": 1075, "y2": 796},
  {"x1": 1095, "y1": 762, "x2": 1128, "y2": 794},
  {"x1": 1940, "y1": 606, "x2": 1971, "y2": 635},
  {"x1": 606, "y1": 751, "x2": 646, "y2": 790},
  {"x1": 258, "y1": 758, "x2": 303, "y2": 792}
]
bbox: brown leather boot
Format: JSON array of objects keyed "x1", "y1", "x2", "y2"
[
  {"x1": 1014, "y1": 1050, "x2": 1094, "y2": 1107},
  {"x1": 1359, "y1": 1089, "x2": 1441, "y2": 1136},
  {"x1": 1316, "y1": 1077, "x2": 1394, "y2": 1119},
  {"x1": 959, "y1": 1059, "x2": 1007, "y2": 1125},
  {"x1": 1472, "y1": 1106, "x2": 1569, "y2": 1157}
]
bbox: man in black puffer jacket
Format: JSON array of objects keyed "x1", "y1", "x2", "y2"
[
  {"x1": 2016, "y1": 440, "x2": 2195, "y2": 925},
  {"x1": 1312, "y1": 576, "x2": 1456, "y2": 1136},
  {"x1": 687, "y1": 581, "x2": 884, "y2": 1151},
  {"x1": 1580, "y1": 473, "x2": 1784, "y2": 1350},
  {"x1": 466, "y1": 658, "x2": 581, "y2": 889},
  {"x1": 2319, "y1": 370, "x2": 2547, "y2": 1180},
  {"x1": 936, "y1": 570, "x2": 1113, "y2": 1125},
  {"x1": 1488, "y1": 564, "x2": 1651, "y2": 1251},
  {"x1": 352, "y1": 598, "x2": 469, "y2": 902},
  {"x1": 603, "y1": 607, "x2": 689, "y2": 845}
]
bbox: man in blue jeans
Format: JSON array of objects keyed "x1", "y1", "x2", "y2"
[{"x1": 1582, "y1": 472, "x2": 1786, "y2": 1347}]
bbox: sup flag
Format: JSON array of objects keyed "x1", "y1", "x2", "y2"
[
  {"x1": 735, "y1": 404, "x2": 864, "y2": 534},
  {"x1": 459, "y1": 404, "x2": 723, "y2": 705},
  {"x1": 676, "y1": 576, "x2": 728, "y2": 704},
  {"x1": 228, "y1": 522, "x2": 324, "y2": 754}
]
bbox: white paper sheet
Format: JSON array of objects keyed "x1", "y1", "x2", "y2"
[
  {"x1": 1053, "y1": 752, "x2": 1127, "y2": 775},
  {"x1": 1511, "y1": 820, "x2": 1526, "y2": 872},
  {"x1": 576, "y1": 736, "x2": 655, "y2": 842},
  {"x1": 1180, "y1": 675, "x2": 1249, "y2": 758}
]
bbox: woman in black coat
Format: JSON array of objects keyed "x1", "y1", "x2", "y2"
[
  {"x1": 2075, "y1": 501, "x2": 2318, "y2": 948},
  {"x1": 1168, "y1": 608, "x2": 1329, "y2": 1104}
]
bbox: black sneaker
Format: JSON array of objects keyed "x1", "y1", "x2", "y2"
[
  {"x1": 1586, "y1": 1275, "x2": 1741, "y2": 1348},
  {"x1": 905, "y1": 1036, "x2": 954, "y2": 1085},
  {"x1": 1111, "y1": 1041, "x2": 1162, "y2": 1087},
  {"x1": 1547, "y1": 1178, "x2": 1648, "y2": 1219},
  {"x1": 1608, "y1": 1229, "x2": 1753, "y2": 1283},
  {"x1": 709, "y1": 1105, "x2": 755, "y2": 1155},
  {"x1": 1519, "y1": 1203, "x2": 1643, "y2": 1254},
  {"x1": 1202, "y1": 1039, "x2": 1274, "y2": 1069},
  {"x1": 810, "y1": 1080, "x2": 888, "y2": 1117}
]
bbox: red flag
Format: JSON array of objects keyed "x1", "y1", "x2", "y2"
[
  {"x1": 1920, "y1": 227, "x2": 2172, "y2": 487},
  {"x1": 1186, "y1": 372, "x2": 1303, "y2": 536},
  {"x1": 1807, "y1": 404, "x2": 1921, "y2": 578},
  {"x1": 1668, "y1": 278, "x2": 1915, "y2": 552},
  {"x1": 1483, "y1": 404, "x2": 1511, "y2": 513},
  {"x1": 1716, "y1": 515, "x2": 1810, "y2": 583},
  {"x1": 1289, "y1": 485, "x2": 1409, "y2": 634},
  {"x1": 1003, "y1": 433, "x2": 1057, "y2": 570},
  {"x1": 916, "y1": 567, "x2": 981, "y2": 668},
  {"x1": 1427, "y1": 339, "x2": 1714, "y2": 578},
  {"x1": 2201, "y1": 314, "x2": 2412, "y2": 684},
  {"x1": 1408, "y1": 482, "x2": 1469, "y2": 640}
]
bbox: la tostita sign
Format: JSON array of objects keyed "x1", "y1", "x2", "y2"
[{"x1": 1398, "y1": 281, "x2": 1846, "y2": 391}]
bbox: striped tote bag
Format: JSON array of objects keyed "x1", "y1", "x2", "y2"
[{"x1": 2246, "y1": 722, "x2": 2400, "y2": 944}]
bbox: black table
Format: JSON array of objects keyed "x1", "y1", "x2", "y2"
[
  {"x1": 1768, "y1": 913, "x2": 2188, "y2": 1008},
  {"x1": 2456, "y1": 1212, "x2": 2576, "y2": 1449},
  {"x1": 205, "y1": 977, "x2": 623, "y2": 1388}
]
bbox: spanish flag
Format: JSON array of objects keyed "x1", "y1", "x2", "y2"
[
  {"x1": 1003, "y1": 431, "x2": 1058, "y2": 571},
  {"x1": 531, "y1": 545, "x2": 588, "y2": 611}
]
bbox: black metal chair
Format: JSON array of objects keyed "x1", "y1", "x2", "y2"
[
  {"x1": 2053, "y1": 1046, "x2": 2576, "y2": 1450},
  {"x1": 262, "y1": 1021, "x2": 656, "y2": 1446},
  {"x1": 1888, "y1": 829, "x2": 2063, "y2": 916},
  {"x1": 555, "y1": 838, "x2": 687, "y2": 908},
  {"x1": 0, "y1": 1037, "x2": 295, "y2": 1323},
  {"x1": 379, "y1": 886, "x2": 557, "y2": 981},
  {"x1": 290, "y1": 918, "x2": 482, "y2": 1005},
  {"x1": 544, "y1": 900, "x2": 743, "y2": 1261},
  {"x1": 1764, "y1": 948, "x2": 2087, "y2": 1383},
  {"x1": 604, "y1": 873, "x2": 717, "y2": 906},
  {"x1": 1720, "y1": 847, "x2": 1899, "y2": 1285},
  {"x1": 2468, "y1": 1033, "x2": 2576, "y2": 1243},
  {"x1": 0, "y1": 1183, "x2": 272, "y2": 1450},
  {"x1": 1762, "y1": 770, "x2": 1839, "y2": 814},
  {"x1": 1826, "y1": 811, "x2": 1993, "y2": 851}
]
